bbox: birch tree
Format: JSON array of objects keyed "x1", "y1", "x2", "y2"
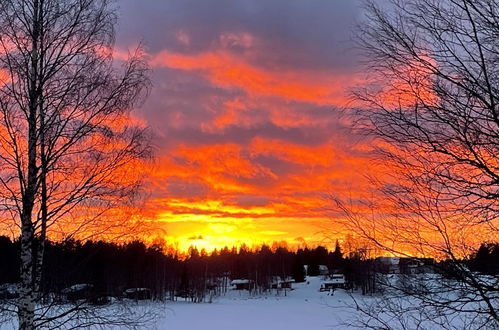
[{"x1": 0, "y1": 0, "x2": 150, "y2": 328}]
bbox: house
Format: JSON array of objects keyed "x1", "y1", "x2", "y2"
[
  {"x1": 271, "y1": 277, "x2": 295, "y2": 290},
  {"x1": 280, "y1": 279, "x2": 294, "y2": 289},
  {"x1": 320, "y1": 274, "x2": 346, "y2": 291},
  {"x1": 231, "y1": 279, "x2": 252, "y2": 290},
  {"x1": 375, "y1": 257, "x2": 401, "y2": 274},
  {"x1": 62, "y1": 283, "x2": 94, "y2": 301},
  {"x1": 319, "y1": 265, "x2": 330, "y2": 276},
  {"x1": 375, "y1": 257, "x2": 436, "y2": 274},
  {"x1": 305, "y1": 264, "x2": 330, "y2": 276},
  {"x1": 399, "y1": 257, "x2": 436, "y2": 274},
  {"x1": 399, "y1": 258, "x2": 421, "y2": 274}
]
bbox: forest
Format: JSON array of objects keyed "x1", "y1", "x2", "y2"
[{"x1": 0, "y1": 236, "x2": 497, "y2": 304}]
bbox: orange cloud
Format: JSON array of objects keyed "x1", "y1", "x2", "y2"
[
  {"x1": 140, "y1": 132, "x2": 380, "y2": 252},
  {"x1": 150, "y1": 50, "x2": 355, "y2": 106},
  {"x1": 110, "y1": 38, "x2": 385, "y2": 252}
]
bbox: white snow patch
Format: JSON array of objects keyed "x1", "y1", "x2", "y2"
[{"x1": 159, "y1": 276, "x2": 355, "y2": 330}]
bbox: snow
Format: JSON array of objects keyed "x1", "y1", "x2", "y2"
[
  {"x1": 2, "y1": 275, "x2": 494, "y2": 329},
  {"x1": 0, "y1": 277, "x2": 356, "y2": 330},
  {"x1": 159, "y1": 276, "x2": 355, "y2": 330}
]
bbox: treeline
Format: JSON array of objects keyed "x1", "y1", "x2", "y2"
[
  {"x1": 0, "y1": 237, "x2": 346, "y2": 302},
  {"x1": 0, "y1": 237, "x2": 497, "y2": 303}
]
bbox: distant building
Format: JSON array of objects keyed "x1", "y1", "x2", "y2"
[
  {"x1": 271, "y1": 277, "x2": 295, "y2": 290},
  {"x1": 62, "y1": 283, "x2": 94, "y2": 301},
  {"x1": 231, "y1": 279, "x2": 252, "y2": 290},
  {"x1": 320, "y1": 274, "x2": 346, "y2": 291},
  {"x1": 375, "y1": 257, "x2": 401, "y2": 274},
  {"x1": 375, "y1": 257, "x2": 436, "y2": 274},
  {"x1": 280, "y1": 279, "x2": 294, "y2": 289},
  {"x1": 318, "y1": 265, "x2": 330, "y2": 276},
  {"x1": 305, "y1": 264, "x2": 330, "y2": 276},
  {"x1": 399, "y1": 257, "x2": 436, "y2": 274},
  {"x1": 399, "y1": 258, "x2": 420, "y2": 274}
]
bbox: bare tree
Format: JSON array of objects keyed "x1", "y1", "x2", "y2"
[
  {"x1": 0, "y1": 0, "x2": 150, "y2": 328},
  {"x1": 337, "y1": 0, "x2": 499, "y2": 328}
]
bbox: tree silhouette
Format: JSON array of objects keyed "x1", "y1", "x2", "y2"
[
  {"x1": 330, "y1": 239, "x2": 344, "y2": 271},
  {"x1": 0, "y1": 0, "x2": 150, "y2": 327},
  {"x1": 340, "y1": 0, "x2": 499, "y2": 327}
]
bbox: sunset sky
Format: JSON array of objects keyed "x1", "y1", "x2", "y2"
[{"x1": 115, "y1": 0, "x2": 375, "y2": 251}]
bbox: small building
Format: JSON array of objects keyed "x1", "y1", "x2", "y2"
[
  {"x1": 375, "y1": 257, "x2": 401, "y2": 274},
  {"x1": 231, "y1": 279, "x2": 252, "y2": 290},
  {"x1": 320, "y1": 274, "x2": 346, "y2": 291},
  {"x1": 271, "y1": 277, "x2": 295, "y2": 290},
  {"x1": 399, "y1": 258, "x2": 420, "y2": 274},
  {"x1": 399, "y1": 257, "x2": 436, "y2": 274},
  {"x1": 124, "y1": 287, "x2": 152, "y2": 300},
  {"x1": 62, "y1": 283, "x2": 94, "y2": 301},
  {"x1": 375, "y1": 257, "x2": 436, "y2": 274},
  {"x1": 305, "y1": 264, "x2": 330, "y2": 276},
  {"x1": 280, "y1": 279, "x2": 294, "y2": 289},
  {"x1": 319, "y1": 265, "x2": 330, "y2": 276}
]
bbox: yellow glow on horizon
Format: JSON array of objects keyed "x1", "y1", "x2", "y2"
[
  {"x1": 155, "y1": 200, "x2": 340, "y2": 253},
  {"x1": 163, "y1": 199, "x2": 276, "y2": 216}
]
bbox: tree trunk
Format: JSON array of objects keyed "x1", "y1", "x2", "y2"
[
  {"x1": 19, "y1": 1, "x2": 41, "y2": 327},
  {"x1": 18, "y1": 220, "x2": 35, "y2": 330}
]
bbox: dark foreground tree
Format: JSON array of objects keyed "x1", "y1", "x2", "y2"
[
  {"x1": 0, "y1": 0, "x2": 150, "y2": 328},
  {"x1": 338, "y1": 0, "x2": 499, "y2": 328}
]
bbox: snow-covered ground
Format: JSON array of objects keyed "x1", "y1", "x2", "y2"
[
  {"x1": 159, "y1": 276, "x2": 355, "y2": 330},
  {"x1": 0, "y1": 277, "x2": 357, "y2": 330},
  {"x1": 3, "y1": 275, "x2": 494, "y2": 329}
]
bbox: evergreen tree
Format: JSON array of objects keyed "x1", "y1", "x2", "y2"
[
  {"x1": 331, "y1": 240, "x2": 344, "y2": 270},
  {"x1": 292, "y1": 258, "x2": 306, "y2": 283},
  {"x1": 307, "y1": 263, "x2": 320, "y2": 277},
  {"x1": 470, "y1": 243, "x2": 499, "y2": 275}
]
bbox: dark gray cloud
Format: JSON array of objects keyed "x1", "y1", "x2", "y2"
[
  {"x1": 229, "y1": 195, "x2": 271, "y2": 207},
  {"x1": 155, "y1": 122, "x2": 341, "y2": 148},
  {"x1": 117, "y1": 0, "x2": 362, "y2": 73},
  {"x1": 165, "y1": 177, "x2": 210, "y2": 199},
  {"x1": 115, "y1": 1, "x2": 363, "y2": 152}
]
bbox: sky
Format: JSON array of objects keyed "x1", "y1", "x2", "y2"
[{"x1": 115, "y1": 0, "x2": 376, "y2": 251}]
